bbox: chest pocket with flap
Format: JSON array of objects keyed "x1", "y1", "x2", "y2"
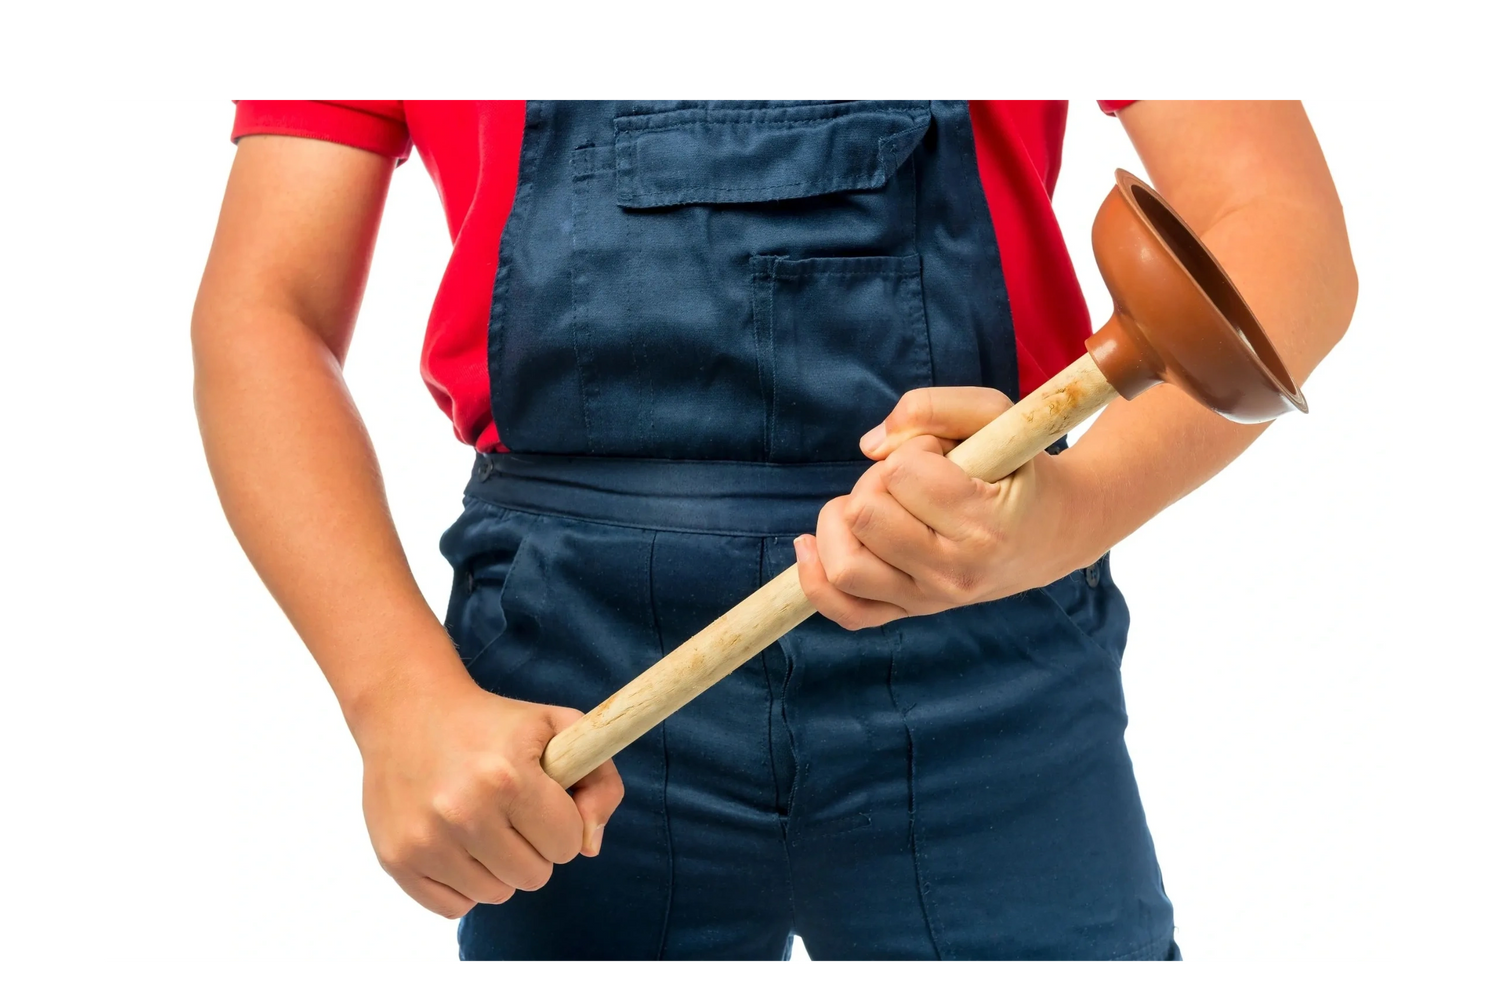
[{"x1": 569, "y1": 101, "x2": 937, "y2": 461}]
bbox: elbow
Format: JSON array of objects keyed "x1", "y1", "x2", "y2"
[
  {"x1": 190, "y1": 286, "x2": 230, "y2": 410},
  {"x1": 189, "y1": 292, "x2": 221, "y2": 429},
  {"x1": 1336, "y1": 233, "x2": 1360, "y2": 350},
  {"x1": 190, "y1": 273, "x2": 230, "y2": 377},
  {"x1": 1325, "y1": 228, "x2": 1360, "y2": 351},
  {"x1": 1304, "y1": 192, "x2": 1359, "y2": 356}
]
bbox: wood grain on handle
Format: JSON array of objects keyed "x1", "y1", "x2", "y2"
[
  {"x1": 540, "y1": 353, "x2": 1118, "y2": 789},
  {"x1": 945, "y1": 354, "x2": 1116, "y2": 480}
]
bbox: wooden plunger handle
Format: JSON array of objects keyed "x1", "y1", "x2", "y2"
[{"x1": 540, "y1": 352, "x2": 1119, "y2": 788}]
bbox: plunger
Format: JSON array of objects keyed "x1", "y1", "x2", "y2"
[{"x1": 540, "y1": 169, "x2": 1308, "y2": 789}]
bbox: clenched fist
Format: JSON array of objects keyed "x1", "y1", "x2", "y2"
[
  {"x1": 796, "y1": 386, "x2": 1101, "y2": 629},
  {"x1": 354, "y1": 673, "x2": 623, "y2": 919}
]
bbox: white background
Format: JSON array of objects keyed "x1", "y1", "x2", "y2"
[{"x1": 0, "y1": 13, "x2": 1494, "y2": 990}]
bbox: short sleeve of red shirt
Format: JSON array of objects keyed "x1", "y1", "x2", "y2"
[
  {"x1": 1098, "y1": 101, "x2": 1137, "y2": 116},
  {"x1": 232, "y1": 101, "x2": 413, "y2": 162}
]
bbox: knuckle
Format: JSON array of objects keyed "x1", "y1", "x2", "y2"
[
  {"x1": 517, "y1": 863, "x2": 554, "y2": 892},
  {"x1": 846, "y1": 497, "x2": 877, "y2": 537},
  {"x1": 825, "y1": 559, "x2": 857, "y2": 591},
  {"x1": 481, "y1": 758, "x2": 522, "y2": 800},
  {"x1": 380, "y1": 822, "x2": 441, "y2": 871},
  {"x1": 480, "y1": 882, "x2": 519, "y2": 904},
  {"x1": 820, "y1": 495, "x2": 848, "y2": 525},
  {"x1": 429, "y1": 790, "x2": 469, "y2": 829},
  {"x1": 895, "y1": 387, "x2": 936, "y2": 428},
  {"x1": 883, "y1": 449, "x2": 917, "y2": 486},
  {"x1": 836, "y1": 611, "x2": 870, "y2": 631},
  {"x1": 437, "y1": 899, "x2": 474, "y2": 920},
  {"x1": 805, "y1": 586, "x2": 835, "y2": 616}
]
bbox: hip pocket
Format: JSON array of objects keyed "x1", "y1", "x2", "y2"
[
  {"x1": 440, "y1": 502, "x2": 546, "y2": 693},
  {"x1": 752, "y1": 253, "x2": 933, "y2": 461},
  {"x1": 1037, "y1": 553, "x2": 1130, "y2": 667}
]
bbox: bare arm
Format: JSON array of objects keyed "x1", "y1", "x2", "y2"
[
  {"x1": 193, "y1": 135, "x2": 456, "y2": 726},
  {"x1": 193, "y1": 135, "x2": 620, "y2": 918},
  {"x1": 1061, "y1": 99, "x2": 1358, "y2": 559},
  {"x1": 797, "y1": 101, "x2": 1358, "y2": 626}
]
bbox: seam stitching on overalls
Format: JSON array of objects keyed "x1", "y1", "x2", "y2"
[
  {"x1": 887, "y1": 627, "x2": 944, "y2": 958},
  {"x1": 568, "y1": 144, "x2": 598, "y2": 452},
  {"x1": 615, "y1": 102, "x2": 929, "y2": 131},
  {"x1": 646, "y1": 532, "x2": 676, "y2": 960},
  {"x1": 767, "y1": 540, "x2": 802, "y2": 945},
  {"x1": 619, "y1": 113, "x2": 922, "y2": 135},
  {"x1": 750, "y1": 258, "x2": 774, "y2": 458},
  {"x1": 760, "y1": 650, "x2": 782, "y2": 817},
  {"x1": 766, "y1": 258, "x2": 782, "y2": 458}
]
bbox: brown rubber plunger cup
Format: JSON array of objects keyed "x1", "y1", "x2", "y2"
[
  {"x1": 539, "y1": 169, "x2": 1307, "y2": 789},
  {"x1": 1086, "y1": 170, "x2": 1306, "y2": 422}
]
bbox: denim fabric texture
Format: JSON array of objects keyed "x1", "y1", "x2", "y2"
[{"x1": 446, "y1": 101, "x2": 1176, "y2": 959}]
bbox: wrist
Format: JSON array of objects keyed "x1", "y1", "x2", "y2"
[
  {"x1": 334, "y1": 623, "x2": 479, "y2": 756},
  {"x1": 1048, "y1": 448, "x2": 1115, "y2": 574}
]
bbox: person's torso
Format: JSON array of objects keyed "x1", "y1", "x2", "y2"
[{"x1": 397, "y1": 100, "x2": 1094, "y2": 452}]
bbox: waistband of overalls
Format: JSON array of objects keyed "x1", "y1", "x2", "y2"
[{"x1": 464, "y1": 452, "x2": 872, "y2": 536}]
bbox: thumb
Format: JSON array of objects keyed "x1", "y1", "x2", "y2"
[
  {"x1": 533, "y1": 705, "x2": 623, "y2": 858},
  {"x1": 570, "y1": 759, "x2": 625, "y2": 858},
  {"x1": 862, "y1": 387, "x2": 1013, "y2": 459}
]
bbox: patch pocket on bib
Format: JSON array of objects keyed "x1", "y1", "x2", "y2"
[
  {"x1": 614, "y1": 102, "x2": 931, "y2": 208},
  {"x1": 752, "y1": 253, "x2": 933, "y2": 461}
]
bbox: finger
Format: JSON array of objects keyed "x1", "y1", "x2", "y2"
[
  {"x1": 570, "y1": 758, "x2": 624, "y2": 857},
  {"x1": 463, "y1": 823, "x2": 555, "y2": 892},
  {"x1": 390, "y1": 871, "x2": 480, "y2": 920},
  {"x1": 879, "y1": 442, "x2": 998, "y2": 541},
  {"x1": 815, "y1": 496, "x2": 921, "y2": 607},
  {"x1": 846, "y1": 434, "x2": 943, "y2": 510},
  {"x1": 795, "y1": 534, "x2": 906, "y2": 630},
  {"x1": 419, "y1": 849, "x2": 518, "y2": 908},
  {"x1": 844, "y1": 482, "x2": 954, "y2": 582},
  {"x1": 506, "y1": 707, "x2": 589, "y2": 864},
  {"x1": 509, "y1": 775, "x2": 585, "y2": 866},
  {"x1": 861, "y1": 387, "x2": 1013, "y2": 459}
]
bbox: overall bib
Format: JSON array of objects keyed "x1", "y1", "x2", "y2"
[{"x1": 440, "y1": 101, "x2": 1177, "y2": 959}]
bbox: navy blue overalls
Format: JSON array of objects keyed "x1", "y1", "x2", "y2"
[{"x1": 440, "y1": 101, "x2": 1177, "y2": 959}]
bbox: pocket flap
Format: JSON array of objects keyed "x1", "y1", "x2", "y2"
[{"x1": 614, "y1": 102, "x2": 931, "y2": 209}]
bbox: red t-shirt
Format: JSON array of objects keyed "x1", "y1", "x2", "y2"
[{"x1": 232, "y1": 100, "x2": 1134, "y2": 452}]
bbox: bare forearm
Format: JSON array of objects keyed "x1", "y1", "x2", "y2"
[
  {"x1": 1060, "y1": 106, "x2": 1358, "y2": 565},
  {"x1": 194, "y1": 134, "x2": 624, "y2": 917},
  {"x1": 192, "y1": 310, "x2": 468, "y2": 738}
]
